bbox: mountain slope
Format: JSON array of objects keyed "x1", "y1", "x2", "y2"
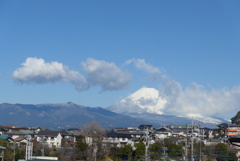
[{"x1": 0, "y1": 102, "x2": 151, "y2": 128}]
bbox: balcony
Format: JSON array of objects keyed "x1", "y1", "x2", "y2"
[
  {"x1": 227, "y1": 132, "x2": 240, "y2": 136},
  {"x1": 227, "y1": 128, "x2": 239, "y2": 132}
]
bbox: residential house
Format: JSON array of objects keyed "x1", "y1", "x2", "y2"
[
  {"x1": 103, "y1": 129, "x2": 151, "y2": 148},
  {"x1": 37, "y1": 131, "x2": 62, "y2": 148},
  {"x1": 60, "y1": 130, "x2": 75, "y2": 146},
  {"x1": 13, "y1": 136, "x2": 28, "y2": 148},
  {"x1": 138, "y1": 125, "x2": 154, "y2": 131},
  {"x1": 0, "y1": 128, "x2": 7, "y2": 136},
  {"x1": 154, "y1": 127, "x2": 172, "y2": 139},
  {"x1": 6, "y1": 131, "x2": 27, "y2": 140}
]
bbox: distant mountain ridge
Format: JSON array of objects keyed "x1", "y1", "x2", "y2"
[
  {"x1": 0, "y1": 102, "x2": 151, "y2": 129},
  {"x1": 0, "y1": 101, "x2": 227, "y2": 129}
]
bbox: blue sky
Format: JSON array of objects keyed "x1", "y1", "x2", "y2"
[{"x1": 1, "y1": 1, "x2": 240, "y2": 119}]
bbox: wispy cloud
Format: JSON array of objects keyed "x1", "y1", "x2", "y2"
[
  {"x1": 12, "y1": 57, "x2": 88, "y2": 91},
  {"x1": 124, "y1": 58, "x2": 161, "y2": 74},
  {"x1": 81, "y1": 58, "x2": 132, "y2": 91}
]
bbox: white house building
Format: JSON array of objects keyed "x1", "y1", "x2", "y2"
[{"x1": 37, "y1": 131, "x2": 62, "y2": 148}]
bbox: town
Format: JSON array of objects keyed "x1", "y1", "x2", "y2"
[{"x1": 0, "y1": 121, "x2": 240, "y2": 161}]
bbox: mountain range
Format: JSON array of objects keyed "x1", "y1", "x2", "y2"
[
  {"x1": 0, "y1": 102, "x2": 151, "y2": 129},
  {"x1": 0, "y1": 87, "x2": 229, "y2": 129}
]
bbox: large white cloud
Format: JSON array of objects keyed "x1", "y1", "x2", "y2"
[
  {"x1": 110, "y1": 76, "x2": 240, "y2": 122},
  {"x1": 12, "y1": 57, "x2": 88, "y2": 91},
  {"x1": 160, "y1": 77, "x2": 240, "y2": 119},
  {"x1": 81, "y1": 58, "x2": 132, "y2": 91},
  {"x1": 166, "y1": 82, "x2": 240, "y2": 118},
  {"x1": 124, "y1": 58, "x2": 161, "y2": 74}
]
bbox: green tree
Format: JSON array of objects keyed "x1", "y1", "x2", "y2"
[
  {"x1": 227, "y1": 150, "x2": 237, "y2": 161},
  {"x1": 163, "y1": 138, "x2": 183, "y2": 159},
  {"x1": 75, "y1": 135, "x2": 88, "y2": 160},
  {"x1": 15, "y1": 147, "x2": 25, "y2": 161},
  {"x1": 109, "y1": 147, "x2": 121, "y2": 160},
  {"x1": 149, "y1": 141, "x2": 164, "y2": 160},
  {"x1": 214, "y1": 143, "x2": 228, "y2": 161},
  {"x1": 231, "y1": 111, "x2": 240, "y2": 125},
  {"x1": 0, "y1": 138, "x2": 14, "y2": 161},
  {"x1": 133, "y1": 142, "x2": 145, "y2": 159},
  {"x1": 167, "y1": 144, "x2": 183, "y2": 158},
  {"x1": 120, "y1": 144, "x2": 132, "y2": 160}
]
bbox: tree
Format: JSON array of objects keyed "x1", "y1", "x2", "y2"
[
  {"x1": 120, "y1": 144, "x2": 132, "y2": 160},
  {"x1": 15, "y1": 147, "x2": 25, "y2": 161},
  {"x1": 133, "y1": 142, "x2": 145, "y2": 159},
  {"x1": 75, "y1": 135, "x2": 88, "y2": 160},
  {"x1": 109, "y1": 147, "x2": 121, "y2": 160},
  {"x1": 227, "y1": 150, "x2": 237, "y2": 161},
  {"x1": 0, "y1": 138, "x2": 14, "y2": 161},
  {"x1": 80, "y1": 120, "x2": 106, "y2": 141},
  {"x1": 79, "y1": 121, "x2": 107, "y2": 160},
  {"x1": 149, "y1": 141, "x2": 164, "y2": 160},
  {"x1": 216, "y1": 123, "x2": 228, "y2": 137},
  {"x1": 231, "y1": 111, "x2": 240, "y2": 125},
  {"x1": 214, "y1": 143, "x2": 228, "y2": 161},
  {"x1": 163, "y1": 138, "x2": 183, "y2": 159}
]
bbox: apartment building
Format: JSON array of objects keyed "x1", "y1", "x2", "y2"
[{"x1": 226, "y1": 125, "x2": 240, "y2": 137}]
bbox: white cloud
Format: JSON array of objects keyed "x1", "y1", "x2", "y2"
[
  {"x1": 81, "y1": 58, "x2": 132, "y2": 91},
  {"x1": 0, "y1": 73, "x2": 2, "y2": 77},
  {"x1": 158, "y1": 77, "x2": 240, "y2": 119},
  {"x1": 124, "y1": 58, "x2": 160, "y2": 74},
  {"x1": 12, "y1": 57, "x2": 88, "y2": 91},
  {"x1": 111, "y1": 76, "x2": 240, "y2": 121}
]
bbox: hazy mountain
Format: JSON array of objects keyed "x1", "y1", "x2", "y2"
[
  {"x1": 0, "y1": 102, "x2": 152, "y2": 129},
  {"x1": 108, "y1": 87, "x2": 229, "y2": 128}
]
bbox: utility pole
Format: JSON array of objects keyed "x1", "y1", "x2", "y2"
[
  {"x1": 185, "y1": 124, "x2": 188, "y2": 161},
  {"x1": 13, "y1": 140, "x2": 15, "y2": 161},
  {"x1": 145, "y1": 127, "x2": 149, "y2": 161},
  {"x1": 42, "y1": 136, "x2": 45, "y2": 156},
  {"x1": 199, "y1": 127, "x2": 202, "y2": 161},
  {"x1": 191, "y1": 119, "x2": 194, "y2": 161},
  {"x1": 25, "y1": 135, "x2": 33, "y2": 161},
  {"x1": 93, "y1": 143, "x2": 98, "y2": 161}
]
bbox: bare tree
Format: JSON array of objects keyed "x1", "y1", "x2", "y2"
[
  {"x1": 79, "y1": 121, "x2": 107, "y2": 160},
  {"x1": 80, "y1": 120, "x2": 106, "y2": 140}
]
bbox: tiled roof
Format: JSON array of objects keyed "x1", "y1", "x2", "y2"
[
  {"x1": 7, "y1": 131, "x2": 26, "y2": 135},
  {"x1": 14, "y1": 136, "x2": 27, "y2": 142},
  {"x1": 37, "y1": 131, "x2": 61, "y2": 137},
  {"x1": 60, "y1": 130, "x2": 71, "y2": 136}
]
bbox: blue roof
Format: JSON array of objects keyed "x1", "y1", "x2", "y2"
[{"x1": 0, "y1": 135, "x2": 9, "y2": 140}]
